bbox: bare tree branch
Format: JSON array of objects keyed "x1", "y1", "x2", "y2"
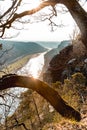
[
  {"x1": 0, "y1": 0, "x2": 17, "y2": 19},
  {"x1": 8, "y1": 117, "x2": 29, "y2": 130},
  {"x1": 0, "y1": 103, "x2": 10, "y2": 108},
  {"x1": 0, "y1": 0, "x2": 57, "y2": 37}
]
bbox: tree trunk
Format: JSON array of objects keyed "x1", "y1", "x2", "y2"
[
  {"x1": 0, "y1": 74, "x2": 81, "y2": 121},
  {"x1": 60, "y1": 0, "x2": 87, "y2": 48}
]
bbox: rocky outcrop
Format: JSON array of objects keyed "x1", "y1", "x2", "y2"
[
  {"x1": 49, "y1": 45, "x2": 73, "y2": 82},
  {"x1": 46, "y1": 40, "x2": 87, "y2": 83}
]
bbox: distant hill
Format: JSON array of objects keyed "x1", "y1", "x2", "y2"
[
  {"x1": 42, "y1": 40, "x2": 72, "y2": 73},
  {"x1": 44, "y1": 40, "x2": 71, "y2": 65},
  {"x1": 0, "y1": 40, "x2": 47, "y2": 65},
  {"x1": 58, "y1": 40, "x2": 72, "y2": 52},
  {"x1": 37, "y1": 41, "x2": 60, "y2": 48}
]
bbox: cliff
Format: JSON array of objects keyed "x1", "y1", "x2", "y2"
[{"x1": 43, "y1": 39, "x2": 87, "y2": 83}]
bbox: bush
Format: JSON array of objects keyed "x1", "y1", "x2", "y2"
[{"x1": 72, "y1": 72, "x2": 86, "y2": 84}]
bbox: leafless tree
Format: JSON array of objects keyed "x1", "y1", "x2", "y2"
[{"x1": 0, "y1": 88, "x2": 20, "y2": 129}]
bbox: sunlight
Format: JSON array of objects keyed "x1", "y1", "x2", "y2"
[
  {"x1": 29, "y1": 58, "x2": 41, "y2": 78},
  {"x1": 17, "y1": 53, "x2": 45, "y2": 79},
  {"x1": 29, "y1": 0, "x2": 41, "y2": 9},
  {"x1": 28, "y1": 54, "x2": 44, "y2": 78}
]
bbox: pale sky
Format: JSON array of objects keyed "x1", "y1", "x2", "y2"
[
  {"x1": 15, "y1": 17, "x2": 76, "y2": 41},
  {"x1": 0, "y1": 0, "x2": 87, "y2": 41}
]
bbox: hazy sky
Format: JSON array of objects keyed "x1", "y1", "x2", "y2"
[
  {"x1": 15, "y1": 16, "x2": 76, "y2": 41},
  {"x1": 0, "y1": 0, "x2": 87, "y2": 41}
]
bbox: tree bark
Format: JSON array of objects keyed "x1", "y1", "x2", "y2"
[
  {"x1": 0, "y1": 74, "x2": 81, "y2": 121},
  {"x1": 60, "y1": 0, "x2": 87, "y2": 48}
]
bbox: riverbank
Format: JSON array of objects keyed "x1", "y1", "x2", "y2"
[{"x1": 0, "y1": 53, "x2": 40, "y2": 76}]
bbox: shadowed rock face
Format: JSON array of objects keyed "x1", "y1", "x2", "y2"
[
  {"x1": 49, "y1": 45, "x2": 73, "y2": 82},
  {"x1": 0, "y1": 74, "x2": 81, "y2": 121},
  {"x1": 49, "y1": 41, "x2": 87, "y2": 83}
]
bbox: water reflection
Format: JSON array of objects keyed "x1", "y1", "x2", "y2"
[{"x1": 17, "y1": 52, "x2": 46, "y2": 78}]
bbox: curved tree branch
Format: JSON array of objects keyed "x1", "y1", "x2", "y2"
[{"x1": 0, "y1": 74, "x2": 81, "y2": 121}]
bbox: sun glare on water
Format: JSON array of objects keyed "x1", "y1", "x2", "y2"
[
  {"x1": 27, "y1": 54, "x2": 44, "y2": 78},
  {"x1": 28, "y1": 58, "x2": 41, "y2": 78},
  {"x1": 17, "y1": 53, "x2": 45, "y2": 79}
]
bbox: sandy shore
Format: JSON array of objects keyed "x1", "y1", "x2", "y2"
[{"x1": 0, "y1": 53, "x2": 39, "y2": 77}]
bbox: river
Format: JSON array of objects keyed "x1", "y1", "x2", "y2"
[{"x1": 17, "y1": 51, "x2": 47, "y2": 79}]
